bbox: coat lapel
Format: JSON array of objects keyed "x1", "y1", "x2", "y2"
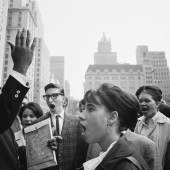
[{"x1": 61, "y1": 113, "x2": 70, "y2": 136}]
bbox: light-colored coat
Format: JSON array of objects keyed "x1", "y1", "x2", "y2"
[{"x1": 135, "y1": 112, "x2": 170, "y2": 169}]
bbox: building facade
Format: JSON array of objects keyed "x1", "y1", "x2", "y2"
[
  {"x1": 0, "y1": 0, "x2": 8, "y2": 85},
  {"x1": 50, "y1": 56, "x2": 65, "y2": 87},
  {"x1": 84, "y1": 64, "x2": 144, "y2": 94},
  {"x1": 33, "y1": 38, "x2": 50, "y2": 108},
  {"x1": 94, "y1": 33, "x2": 117, "y2": 65},
  {"x1": 2, "y1": 0, "x2": 41, "y2": 101},
  {"x1": 136, "y1": 45, "x2": 170, "y2": 101}
]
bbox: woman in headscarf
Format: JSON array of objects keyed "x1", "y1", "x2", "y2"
[
  {"x1": 79, "y1": 83, "x2": 149, "y2": 170},
  {"x1": 135, "y1": 85, "x2": 170, "y2": 170}
]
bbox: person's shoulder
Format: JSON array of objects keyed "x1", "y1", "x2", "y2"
[
  {"x1": 125, "y1": 130, "x2": 155, "y2": 147},
  {"x1": 115, "y1": 159, "x2": 139, "y2": 170}
]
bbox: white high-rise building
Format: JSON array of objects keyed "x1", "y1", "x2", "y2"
[
  {"x1": 94, "y1": 33, "x2": 117, "y2": 65},
  {"x1": 33, "y1": 38, "x2": 50, "y2": 108},
  {"x1": 84, "y1": 64, "x2": 144, "y2": 94},
  {"x1": 2, "y1": 0, "x2": 42, "y2": 101},
  {"x1": 136, "y1": 45, "x2": 170, "y2": 101},
  {"x1": 0, "y1": 0, "x2": 8, "y2": 85},
  {"x1": 50, "y1": 56, "x2": 65, "y2": 87},
  {"x1": 84, "y1": 35, "x2": 144, "y2": 94}
]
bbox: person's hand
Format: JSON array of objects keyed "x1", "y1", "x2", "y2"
[
  {"x1": 8, "y1": 28, "x2": 36, "y2": 75},
  {"x1": 47, "y1": 136, "x2": 63, "y2": 151}
]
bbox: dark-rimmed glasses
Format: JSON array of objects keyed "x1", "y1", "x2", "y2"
[{"x1": 43, "y1": 93, "x2": 63, "y2": 101}]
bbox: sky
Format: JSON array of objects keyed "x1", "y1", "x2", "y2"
[{"x1": 36, "y1": 0, "x2": 170, "y2": 100}]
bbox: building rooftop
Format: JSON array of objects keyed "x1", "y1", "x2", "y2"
[{"x1": 86, "y1": 64, "x2": 143, "y2": 72}]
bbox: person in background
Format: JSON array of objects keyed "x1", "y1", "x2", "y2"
[
  {"x1": 79, "y1": 83, "x2": 149, "y2": 170},
  {"x1": 17, "y1": 102, "x2": 43, "y2": 170},
  {"x1": 0, "y1": 29, "x2": 36, "y2": 170},
  {"x1": 135, "y1": 85, "x2": 170, "y2": 170},
  {"x1": 32, "y1": 83, "x2": 88, "y2": 170},
  {"x1": 19, "y1": 102, "x2": 43, "y2": 127}
]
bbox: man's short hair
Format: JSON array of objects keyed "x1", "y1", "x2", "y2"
[{"x1": 44, "y1": 83, "x2": 64, "y2": 95}]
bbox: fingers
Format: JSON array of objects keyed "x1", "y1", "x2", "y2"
[
  {"x1": 54, "y1": 136, "x2": 63, "y2": 142},
  {"x1": 26, "y1": 30, "x2": 31, "y2": 47},
  {"x1": 15, "y1": 30, "x2": 21, "y2": 47},
  {"x1": 15, "y1": 28, "x2": 36, "y2": 50},
  {"x1": 7, "y1": 41, "x2": 14, "y2": 52},
  {"x1": 20, "y1": 28, "x2": 27, "y2": 47},
  {"x1": 31, "y1": 38, "x2": 36, "y2": 51}
]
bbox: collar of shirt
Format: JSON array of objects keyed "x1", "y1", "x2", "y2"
[
  {"x1": 138, "y1": 111, "x2": 169, "y2": 126},
  {"x1": 83, "y1": 141, "x2": 117, "y2": 170},
  {"x1": 50, "y1": 110, "x2": 64, "y2": 120}
]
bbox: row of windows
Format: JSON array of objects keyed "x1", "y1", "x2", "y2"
[{"x1": 87, "y1": 75, "x2": 141, "y2": 80}]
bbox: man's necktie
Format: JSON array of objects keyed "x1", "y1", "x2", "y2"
[{"x1": 56, "y1": 115, "x2": 60, "y2": 135}]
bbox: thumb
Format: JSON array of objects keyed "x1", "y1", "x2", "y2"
[{"x1": 7, "y1": 41, "x2": 14, "y2": 52}]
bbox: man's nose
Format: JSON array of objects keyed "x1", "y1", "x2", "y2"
[{"x1": 48, "y1": 96, "x2": 53, "y2": 102}]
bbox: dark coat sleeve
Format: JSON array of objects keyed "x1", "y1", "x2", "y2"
[
  {"x1": 0, "y1": 76, "x2": 29, "y2": 133},
  {"x1": 164, "y1": 140, "x2": 170, "y2": 170},
  {"x1": 116, "y1": 160, "x2": 139, "y2": 170}
]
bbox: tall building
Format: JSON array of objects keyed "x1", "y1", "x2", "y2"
[
  {"x1": 94, "y1": 33, "x2": 117, "y2": 65},
  {"x1": 84, "y1": 64, "x2": 144, "y2": 94},
  {"x1": 33, "y1": 38, "x2": 50, "y2": 107},
  {"x1": 0, "y1": 0, "x2": 8, "y2": 85},
  {"x1": 2, "y1": 0, "x2": 41, "y2": 101},
  {"x1": 64, "y1": 80, "x2": 70, "y2": 98},
  {"x1": 136, "y1": 45, "x2": 170, "y2": 101},
  {"x1": 50, "y1": 56, "x2": 65, "y2": 87},
  {"x1": 84, "y1": 34, "x2": 144, "y2": 94}
]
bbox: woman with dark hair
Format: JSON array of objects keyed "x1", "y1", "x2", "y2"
[
  {"x1": 18, "y1": 102, "x2": 43, "y2": 170},
  {"x1": 135, "y1": 85, "x2": 170, "y2": 170},
  {"x1": 19, "y1": 102, "x2": 43, "y2": 127},
  {"x1": 79, "y1": 83, "x2": 149, "y2": 170}
]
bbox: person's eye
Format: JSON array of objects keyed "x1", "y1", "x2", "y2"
[{"x1": 87, "y1": 107, "x2": 95, "y2": 112}]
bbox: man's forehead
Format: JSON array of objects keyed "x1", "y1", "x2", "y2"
[{"x1": 46, "y1": 88, "x2": 61, "y2": 94}]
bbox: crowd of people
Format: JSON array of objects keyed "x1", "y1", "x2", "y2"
[{"x1": 1, "y1": 29, "x2": 170, "y2": 170}]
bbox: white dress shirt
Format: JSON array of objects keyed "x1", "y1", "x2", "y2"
[
  {"x1": 83, "y1": 141, "x2": 117, "y2": 170},
  {"x1": 50, "y1": 110, "x2": 64, "y2": 135}
]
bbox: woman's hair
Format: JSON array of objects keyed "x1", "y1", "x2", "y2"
[
  {"x1": 19, "y1": 102, "x2": 43, "y2": 120},
  {"x1": 136, "y1": 85, "x2": 162, "y2": 102},
  {"x1": 83, "y1": 83, "x2": 139, "y2": 131}
]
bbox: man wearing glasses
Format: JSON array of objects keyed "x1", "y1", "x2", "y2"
[{"x1": 38, "y1": 83, "x2": 88, "y2": 170}]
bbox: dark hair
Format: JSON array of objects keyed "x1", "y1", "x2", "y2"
[
  {"x1": 136, "y1": 85, "x2": 162, "y2": 102},
  {"x1": 79, "y1": 99, "x2": 86, "y2": 112},
  {"x1": 44, "y1": 83, "x2": 64, "y2": 95},
  {"x1": 83, "y1": 83, "x2": 139, "y2": 131},
  {"x1": 19, "y1": 102, "x2": 43, "y2": 120}
]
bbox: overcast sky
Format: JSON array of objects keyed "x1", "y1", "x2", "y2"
[{"x1": 36, "y1": 0, "x2": 170, "y2": 99}]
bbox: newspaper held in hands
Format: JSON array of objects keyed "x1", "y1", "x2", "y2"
[{"x1": 24, "y1": 118, "x2": 57, "y2": 170}]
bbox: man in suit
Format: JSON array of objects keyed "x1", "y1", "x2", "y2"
[
  {"x1": 35, "y1": 83, "x2": 88, "y2": 170},
  {"x1": 0, "y1": 29, "x2": 36, "y2": 170}
]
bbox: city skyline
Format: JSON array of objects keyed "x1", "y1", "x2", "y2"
[{"x1": 36, "y1": 0, "x2": 170, "y2": 99}]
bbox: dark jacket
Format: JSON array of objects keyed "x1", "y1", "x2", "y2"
[
  {"x1": 32, "y1": 112, "x2": 88, "y2": 170},
  {"x1": 0, "y1": 76, "x2": 29, "y2": 170},
  {"x1": 95, "y1": 137, "x2": 149, "y2": 170}
]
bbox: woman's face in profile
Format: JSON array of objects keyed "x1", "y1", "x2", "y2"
[
  {"x1": 22, "y1": 108, "x2": 37, "y2": 127},
  {"x1": 80, "y1": 97, "x2": 109, "y2": 144}
]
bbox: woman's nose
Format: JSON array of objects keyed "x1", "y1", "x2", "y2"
[{"x1": 79, "y1": 111, "x2": 85, "y2": 121}]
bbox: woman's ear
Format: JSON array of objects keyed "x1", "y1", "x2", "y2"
[{"x1": 107, "y1": 111, "x2": 118, "y2": 127}]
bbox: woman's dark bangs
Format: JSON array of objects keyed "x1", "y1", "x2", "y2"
[{"x1": 84, "y1": 90, "x2": 101, "y2": 105}]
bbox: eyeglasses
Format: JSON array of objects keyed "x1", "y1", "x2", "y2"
[{"x1": 43, "y1": 93, "x2": 63, "y2": 101}]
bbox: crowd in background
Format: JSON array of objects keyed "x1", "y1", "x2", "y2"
[{"x1": 1, "y1": 29, "x2": 170, "y2": 170}]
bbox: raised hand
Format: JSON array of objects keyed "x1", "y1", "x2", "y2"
[{"x1": 8, "y1": 28, "x2": 36, "y2": 75}]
